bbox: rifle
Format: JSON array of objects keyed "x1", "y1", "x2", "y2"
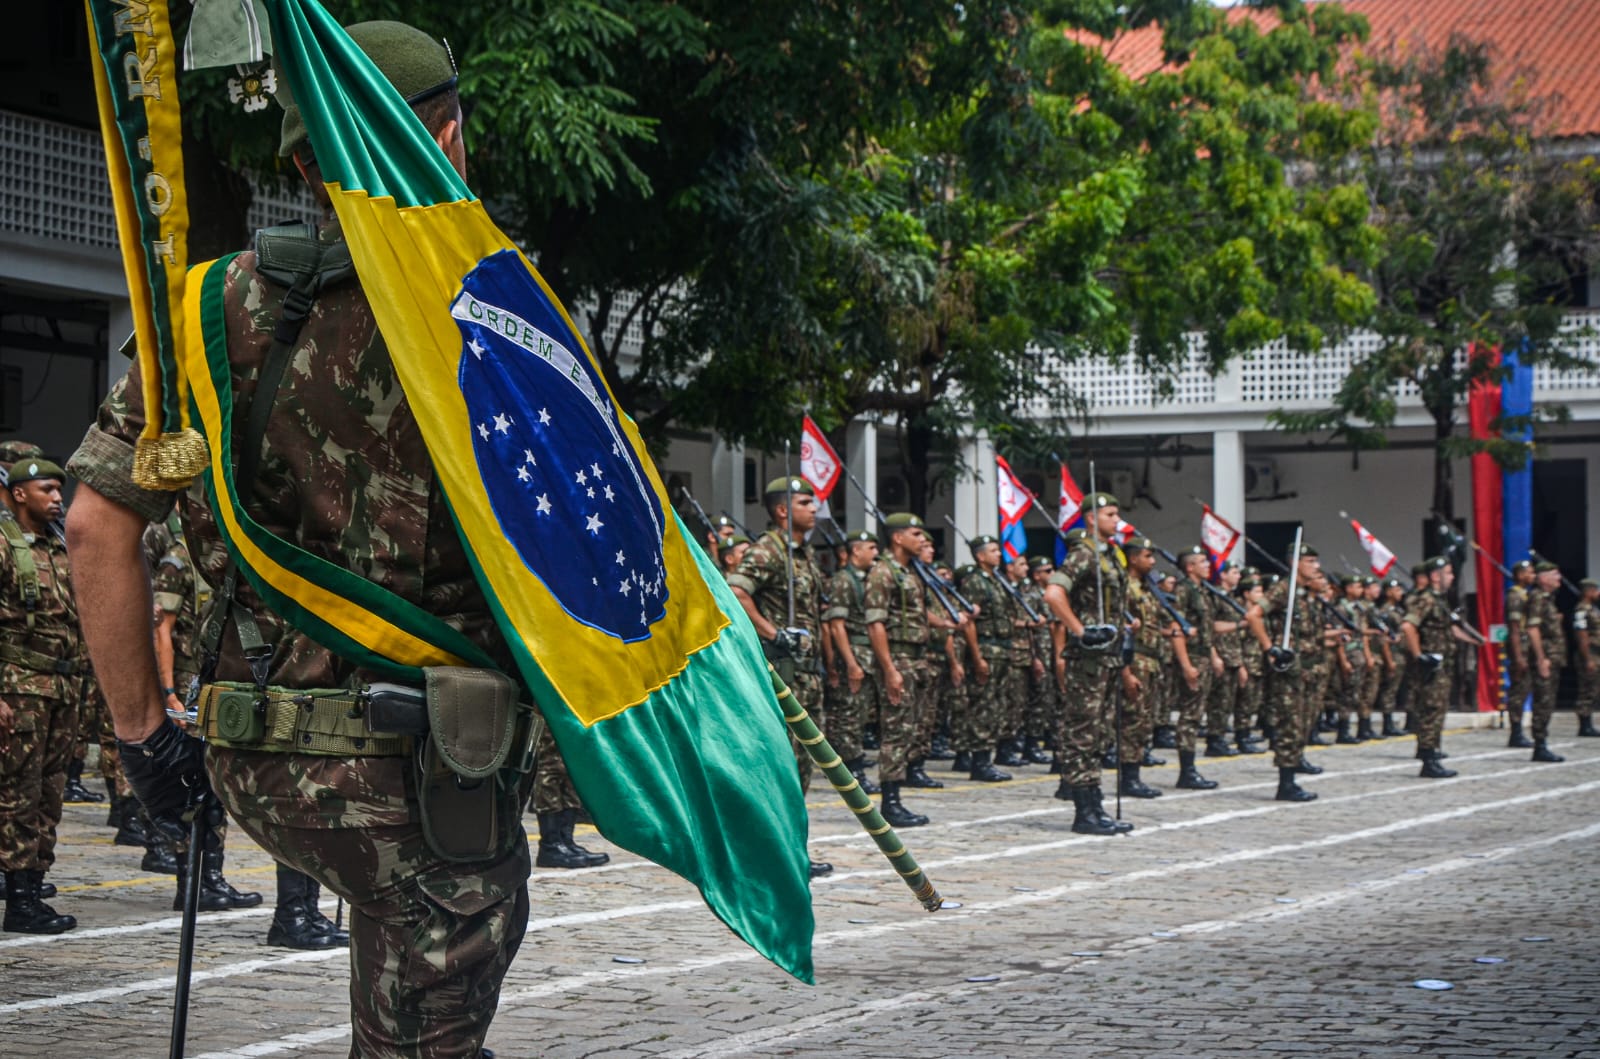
[
  {"x1": 1143, "y1": 571, "x2": 1195, "y2": 637},
  {"x1": 1243, "y1": 534, "x2": 1358, "y2": 633},
  {"x1": 719, "y1": 508, "x2": 755, "y2": 539},
  {"x1": 1530, "y1": 549, "x2": 1584, "y2": 597},
  {"x1": 1152, "y1": 544, "x2": 1249, "y2": 617},
  {"x1": 1430, "y1": 509, "x2": 1511, "y2": 578},
  {"x1": 834, "y1": 459, "x2": 970, "y2": 622},
  {"x1": 942, "y1": 515, "x2": 1044, "y2": 622},
  {"x1": 1081, "y1": 462, "x2": 1119, "y2": 646},
  {"x1": 672, "y1": 483, "x2": 721, "y2": 545}
]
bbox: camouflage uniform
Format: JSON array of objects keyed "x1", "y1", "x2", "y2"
[
  {"x1": 1506, "y1": 582, "x2": 1534, "y2": 719},
  {"x1": 0, "y1": 518, "x2": 81, "y2": 876},
  {"x1": 1022, "y1": 580, "x2": 1054, "y2": 748},
  {"x1": 823, "y1": 564, "x2": 875, "y2": 764},
  {"x1": 1125, "y1": 577, "x2": 1168, "y2": 753},
  {"x1": 1333, "y1": 597, "x2": 1368, "y2": 729},
  {"x1": 1206, "y1": 592, "x2": 1244, "y2": 740},
  {"x1": 1574, "y1": 596, "x2": 1600, "y2": 726},
  {"x1": 1528, "y1": 587, "x2": 1566, "y2": 743},
  {"x1": 1002, "y1": 574, "x2": 1034, "y2": 746},
  {"x1": 863, "y1": 555, "x2": 930, "y2": 783},
  {"x1": 1402, "y1": 588, "x2": 1456, "y2": 753},
  {"x1": 728, "y1": 527, "x2": 824, "y2": 792},
  {"x1": 957, "y1": 567, "x2": 1015, "y2": 754},
  {"x1": 926, "y1": 622, "x2": 959, "y2": 753},
  {"x1": 1172, "y1": 577, "x2": 1213, "y2": 752},
  {"x1": 70, "y1": 220, "x2": 531, "y2": 1057},
  {"x1": 1049, "y1": 541, "x2": 1126, "y2": 787},
  {"x1": 1262, "y1": 579, "x2": 1322, "y2": 769},
  {"x1": 1240, "y1": 618, "x2": 1266, "y2": 732},
  {"x1": 1374, "y1": 597, "x2": 1406, "y2": 722}
]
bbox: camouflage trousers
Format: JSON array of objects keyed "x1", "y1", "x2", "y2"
[
  {"x1": 530, "y1": 725, "x2": 582, "y2": 813},
  {"x1": 0, "y1": 694, "x2": 78, "y2": 872},
  {"x1": 787, "y1": 670, "x2": 822, "y2": 794},
  {"x1": 1025, "y1": 665, "x2": 1054, "y2": 743},
  {"x1": 1124, "y1": 656, "x2": 1160, "y2": 753},
  {"x1": 1241, "y1": 666, "x2": 1265, "y2": 731},
  {"x1": 1374, "y1": 662, "x2": 1400, "y2": 717},
  {"x1": 1000, "y1": 655, "x2": 1030, "y2": 739},
  {"x1": 877, "y1": 652, "x2": 931, "y2": 783},
  {"x1": 1303, "y1": 659, "x2": 1332, "y2": 740},
  {"x1": 1410, "y1": 662, "x2": 1450, "y2": 751},
  {"x1": 1267, "y1": 664, "x2": 1316, "y2": 769},
  {"x1": 1174, "y1": 662, "x2": 1212, "y2": 751},
  {"x1": 824, "y1": 644, "x2": 875, "y2": 764},
  {"x1": 961, "y1": 649, "x2": 1011, "y2": 751},
  {"x1": 931, "y1": 654, "x2": 962, "y2": 745},
  {"x1": 1205, "y1": 665, "x2": 1240, "y2": 739},
  {"x1": 1333, "y1": 657, "x2": 1368, "y2": 723},
  {"x1": 1530, "y1": 664, "x2": 1560, "y2": 742},
  {"x1": 1578, "y1": 663, "x2": 1598, "y2": 721},
  {"x1": 1056, "y1": 651, "x2": 1116, "y2": 788},
  {"x1": 212, "y1": 747, "x2": 533, "y2": 1059}
]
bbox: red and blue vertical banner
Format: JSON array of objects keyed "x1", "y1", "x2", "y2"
[
  {"x1": 995, "y1": 455, "x2": 1033, "y2": 560},
  {"x1": 1054, "y1": 463, "x2": 1085, "y2": 564},
  {"x1": 1199, "y1": 504, "x2": 1240, "y2": 569},
  {"x1": 1469, "y1": 346, "x2": 1505, "y2": 713},
  {"x1": 1500, "y1": 341, "x2": 1534, "y2": 576}
]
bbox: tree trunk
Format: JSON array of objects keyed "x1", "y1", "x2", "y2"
[
  {"x1": 1430, "y1": 404, "x2": 1455, "y2": 521},
  {"x1": 902, "y1": 415, "x2": 934, "y2": 519}
]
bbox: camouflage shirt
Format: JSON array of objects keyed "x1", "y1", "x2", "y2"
[
  {"x1": 1212, "y1": 591, "x2": 1243, "y2": 667},
  {"x1": 726, "y1": 528, "x2": 824, "y2": 651},
  {"x1": 0, "y1": 523, "x2": 78, "y2": 699},
  {"x1": 1506, "y1": 584, "x2": 1532, "y2": 648},
  {"x1": 144, "y1": 519, "x2": 202, "y2": 683},
  {"x1": 1573, "y1": 599, "x2": 1599, "y2": 648},
  {"x1": 1531, "y1": 588, "x2": 1566, "y2": 667},
  {"x1": 1128, "y1": 578, "x2": 1171, "y2": 660},
  {"x1": 68, "y1": 220, "x2": 512, "y2": 691},
  {"x1": 1176, "y1": 578, "x2": 1213, "y2": 653},
  {"x1": 1263, "y1": 579, "x2": 1322, "y2": 663},
  {"x1": 1048, "y1": 539, "x2": 1126, "y2": 669},
  {"x1": 1402, "y1": 587, "x2": 1456, "y2": 660},
  {"x1": 863, "y1": 555, "x2": 928, "y2": 649},
  {"x1": 823, "y1": 566, "x2": 871, "y2": 642},
  {"x1": 959, "y1": 567, "x2": 1015, "y2": 653},
  {"x1": 1022, "y1": 581, "x2": 1053, "y2": 660},
  {"x1": 1337, "y1": 599, "x2": 1368, "y2": 660}
]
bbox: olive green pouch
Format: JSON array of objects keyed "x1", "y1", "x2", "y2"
[{"x1": 415, "y1": 667, "x2": 519, "y2": 863}]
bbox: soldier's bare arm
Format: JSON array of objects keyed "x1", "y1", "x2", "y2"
[{"x1": 65, "y1": 485, "x2": 166, "y2": 742}]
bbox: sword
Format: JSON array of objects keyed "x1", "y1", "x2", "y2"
[
  {"x1": 1282, "y1": 526, "x2": 1304, "y2": 654},
  {"x1": 169, "y1": 799, "x2": 207, "y2": 1059}
]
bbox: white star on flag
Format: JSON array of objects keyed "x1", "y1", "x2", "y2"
[
  {"x1": 516, "y1": 466, "x2": 531, "y2": 483},
  {"x1": 476, "y1": 423, "x2": 489, "y2": 440},
  {"x1": 523, "y1": 449, "x2": 536, "y2": 465},
  {"x1": 586, "y1": 486, "x2": 595, "y2": 499},
  {"x1": 468, "y1": 335, "x2": 486, "y2": 359},
  {"x1": 615, "y1": 550, "x2": 626, "y2": 565},
  {"x1": 538, "y1": 408, "x2": 551, "y2": 426},
  {"x1": 575, "y1": 469, "x2": 588, "y2": 485},
  {"x1": 493, "y1": 412, "x2": 512, "y2": 434},
  {"x1": 585, "y1": 512, "x2": 604, "y2": 535},
  {"x1": 619, "y1": 580, "x2": 631, "y2": 596},
  {"x1": 591, "y1": 463, "x2": 604, "y2": 479},
  {"x1": 536, "y1": 494, "x2": 552, "y2": 516},
  {"x1": 604, "y1": 484, "x2": 615, "y2": 502}
]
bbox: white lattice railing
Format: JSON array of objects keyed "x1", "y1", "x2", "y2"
[{"x1": 2, "y1": 108, "x2": 317, "y2": 251}]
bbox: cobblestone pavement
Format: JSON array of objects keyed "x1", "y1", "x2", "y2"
[{"x1": 3, "y1": 722, "x2": 1598, "y2": 1058}]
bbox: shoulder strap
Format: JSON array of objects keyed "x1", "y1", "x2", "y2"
[{"x1": 0, "y1": 518, "x2": 38, "y2": 630}]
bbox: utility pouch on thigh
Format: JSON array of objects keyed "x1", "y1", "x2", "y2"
[{"x1": 415, "y1": 667, "x2": 521, "y2": 863}]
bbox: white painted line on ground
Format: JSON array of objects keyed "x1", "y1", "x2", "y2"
[
  {"x1": 187, "y1": 766, "x2": 1600, "y2": 1059},
  {"x1": 0, "y1": 899, "x2": 342, "y2": 951}
]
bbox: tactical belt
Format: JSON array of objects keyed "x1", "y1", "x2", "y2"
[
  {"x1": 0, "y1": 643, "x2": 78, "y2": 676},
  {"x1": 196, "y1": 682, "x2": 413, "y2": 757},
  {"x1": 976, "y1": 635, "x2": 1010, "y2": 646},
  {"x1": 1134, "y1": 645, "x2": 1164, "y2": 661}
]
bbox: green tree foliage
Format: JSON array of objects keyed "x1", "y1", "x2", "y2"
[{"x1": 1271, "y1": 34, "x2": 1600, "y2": 516}]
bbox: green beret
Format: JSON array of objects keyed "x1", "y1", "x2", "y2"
[
  {"x1": 968, "y1": 534, "x2": 999, "y2": 556},
  {"x1": 955, "y1": 564, "x2": 977, "y2": 579},
  {"x1": 1534, "y1": 560, "x2": 1559, "y2": 573},
  {"x1": 1063, "y1": 527, "x2": 1088, "y2": 543},
  {"x1": 882, "y1": 513, "x2": 924, "y2": 532},
  {"x1": 1383, "y1": 577, "x2": 1404, "y2": 590},
  {"x1": 1123, "y1": 536, "x2": 1154, "y2": 554},
  {"x1": 843, "y1": 529, "x2": 876, "y2": 545},
  {"x1": 1511, "y1": 559, "x2": 1533, "y2": 574},
  {"x1": 0, "y1": 440, "x2": 44, "y2": 466},
  {"x1": 1295, "y1": 543, "x2": 1319, "y2": 558},
  {"x1": 933, "y1": 560, "x2": 953, "y2": 574},
  {"x1": 6, "y1": 458, "x2": 65, "y2": 487},
  {"x1": 1082, "y1": 491, "x2": 1119, "y2": 510},
  {"x1": 1237, "y1": 577, "x2": 1262, "y2": 591},
  {"x1": 280, "y1": 21, "x2": 458, "y2": 159},
  {"x1": 1028, "y1": 556, "x2": 1053, "y2": 570},
  {"x1": 718, "y1": 533, "x2": 750, "y2": 555},
  {"x1": 1243, "y1": 565, "x2": 1260, "y2": 577},
  {"x1": 1422, "y1": 555, "x2": 1449, "y2": 572},
  {"x1": 1581, "y1": 578, "x2": 1599, "y2": 590},
  {"x1": 764, "y1": 476, "x2": 814, "y2": 497}
]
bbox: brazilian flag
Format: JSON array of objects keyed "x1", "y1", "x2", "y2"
[{"x1": 87, "y1": 0, "x2": 813, "y2": 981}]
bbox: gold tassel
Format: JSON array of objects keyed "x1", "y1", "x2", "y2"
[{"x1": 132, "y1": 429, "x2": 209, "y2": 489}]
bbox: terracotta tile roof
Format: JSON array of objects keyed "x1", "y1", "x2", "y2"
[{"x1": 1075, "y1": 0, "x2": 1600, "y2": 140}]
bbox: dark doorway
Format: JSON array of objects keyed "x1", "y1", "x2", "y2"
[
  {"x1": 1532, "y1": 459, "x2": 1587, "y2": 708},
  {"x1": 1243, "y1": 521, "x2": 1299, "y2": 576}
]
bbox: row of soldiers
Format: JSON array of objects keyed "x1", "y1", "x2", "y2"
[{"x1": 713, "y1": 479, "x2": 1599, "y2": 844}]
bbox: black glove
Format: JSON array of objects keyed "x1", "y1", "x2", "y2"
[
  {"x1": 1418, "y1": 652, "x2": 1444, "y2": 673},
  {"x1": 770, "y1": 627, "x2": 811, "y2": 657},
  {"x1": 118, "y1": 717, "x2": 211, "y2": 844},
  {"x1": 1077, "y1": 625, "x2": 1119, "y2": 651},
  {"x1": 1266, "y1": 646, "x2": 1296, "y2": 673}
]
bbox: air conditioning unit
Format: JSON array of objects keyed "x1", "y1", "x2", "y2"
[
  {"x1": 1244, "y1": 458, "x2": 1280, "y2": 499},
  {"x1": 1104, "y1": 469, "x2": 1136, "y2": 510}
]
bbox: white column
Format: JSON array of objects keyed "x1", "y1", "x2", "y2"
[
  {"x1": 1213, "y1": 429, "x2": 1246, "y2": 531},
  {"x1": 952, "y1": 432, "x2": 998, "y2": 540},
  {"x1": 845, "y1": 417, "x2": 878, "y2": 534},
  {"x1": 708, "y1": 436, "x2": 745, "y2": 527}
]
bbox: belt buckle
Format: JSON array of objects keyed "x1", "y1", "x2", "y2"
[{"x1": 54, "y1": 659, "x2": 75, "y2": 675}]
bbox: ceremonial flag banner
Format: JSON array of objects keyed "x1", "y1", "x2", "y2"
[
  {"x1": 1114, "y1": 518, "x2": 1138, "y2": 545},
  {"x1": 1199, "y1": 505, "x2": 1240, "y2": 567},
  {"x1": 1469, "y1": 343, "x2": 1506, "y2": 712},
  {"x1": 92, "y1": 0, "x2": 814, "y2": 981},
  {"x1": 996, "y1": 455, "x2": 1033, "y2": 560},
  {"x1": 798, "y1": 415, "x2": 841, "y2": 502},
  {"x1": 1351, "y1": 519, "x2": 1397, "y2": 576},
  {"x1": 1055, "y1": 464, "x2": 1085, "y2": 564}
]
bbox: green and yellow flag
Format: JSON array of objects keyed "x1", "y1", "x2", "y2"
[{"x1": 88, "y1": 0, "x2": 813, "y2": 981}]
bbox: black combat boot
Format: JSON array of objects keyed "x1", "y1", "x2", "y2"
[
  {"x1": 1275, "y1": 767, "x2": 1317, "y2": 802},
  {"x1": 1100, "y1": 746, "x2": 1119, "y2": 769},
  {"x1": 1507, "y1": 720, "x2": 1534, "y2": 748},
  {"x1": 1381, "y1": 713, "x2": 1403, "y2": 737},
  {"x1": 904, "y1": 759, "x2": 944, "y2": 789},
  {"x1": 1295, "y1": 755, "x2": 1324, "y2": 776},
  {"x1": 1235, "y1": 730, "x2": 1264, "y2": 754},
  {"x1": 1319, "y1": 709, "x2": 1338, "y2": 733},
  {"x1": 1142, "y1": 746, "x2": 1167, "y2": 767},
  {"x1": 1578, "y1": 716, "x2": 1600, "y2": 737},
  {"x1": 175, "y1": 849, "x2": 262, "y2": 912},
  {"x1": 561, "y1": 809, "x2": 610, "y2": 867},
  {"x1": 1153, "y1": 725, "x2": 1177, "y2": 750},
  {"x1": 267, "y1": 865, "x2": 348, "y2": 949},
  {"x1": 1048, "y1": 756, "x2": 1064, "y2": 775},
  {"x1": 1532, "y1": 740, "x2": 1565, "y2": 763},
  {"x1": 1, "y1": 874, "x2": 55, "y2": 900},
  {"x1": 113, "y1": 803, "x2": 152, "y2": 848},
  {"x1": 1355, "y1": 717, "x2": 1376, "y2": 742},
  {"x1": 862, "y1": 724, "x2": 880, "y2": 750},
  {"x1": 847, "y1": 757, "x2": 880, "y2": 795},
  {"x1": 809, "y1": 859, "x2": 833, "y2": 878},
  {"x1": 1204, "y1": 734, "x2": 1238, "y2": 757},
  {"x1": 1090, "y1": 787, "x2": 1134, "y2": 833},
  {"x1": 3, "y1": 871, "x2": 75, "y2": 934},
  {"x1": 1025, "y1": 737, "x2": 1053, "y2": 764},
  {"x1": 995, "y1": 738, "x2": 1026, "y2": 768},
  {"x1": 536, "y1": 810, "x2": 603, "y2": 869},
  {"x1": 1175, "y1": 750, "x2": 1218, "y2": 790},
  {"x1": 950, "y1": 750, "x2": 973, "y2": 774},
  {"x1": 1305, "y1": 726, "x2": 1329, "y2": 746},
  {"x1": 62, "y1": 760, "x2": 101, "y2": 803},
  {"x1": 105, "y1": 783, "x2": 121, "y2": 828},
  {"x1": 879, "y1": 782, "x2": 928, "y2": 828},
  {"x1": 1336, "y1": 719, "x2": 1359, "y2": 744},
  {"x1": 1117, "y1": 763, "x2": 1161, "y2": 799},
  {"x1": 927, "y1": 733, "x2": 955, "y2": 761},
  {"x1": 1418, "y1": 749, "x2": 1457, "y2": 778},
  {"x1": 968, "y1": 750, "x2": 1011, "y2": 783},
  {"x1": 1069, "y1": 787, "x2": 1122, "y2": 836},
  {"x1": 141, "y1": 832, "x2": 179, "y2": 875}
]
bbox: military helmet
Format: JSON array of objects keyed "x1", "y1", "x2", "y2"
[
  {"x1": 279, "y1": 21, "x2": 458, "y2": 159},
  {"x1": 882, "y1": 513, "x2": 924, "y2": 538},
  {"x1": 1294, "y1": 543, "x2": 1319, "y2": 558},
  {"x1": 718, "y1": 533, "x2": 750, "y2": 557},
  {"x1": 0, "y1": 440, "x2": 44, "y2": 466},
  {"x1": 1421, "y1": 555, "x2": 1449, "y2": 572},
  {"x1": 1580, "y1": 577, "x2": 1598, "y2": 590}
]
